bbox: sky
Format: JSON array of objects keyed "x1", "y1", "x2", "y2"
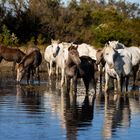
[
  {"x1": 63, "y1": 0, "x2": 140, "y2": 5},
  {"x1": 126, "y1": 0, "x2": 140, "y2": 4}
]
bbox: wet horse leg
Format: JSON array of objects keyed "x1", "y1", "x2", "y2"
[
  {"x1": 132, "y1": 65, "x2": 139, "y2": 86},
  {"x1": 31, "y1": 67, "x2": 35, "y2": 83},
  {"x1": 105, "y1": 72, "x2": 110, "y2": 95},
  {"x1": 36, "y1": 67, "x2": 40, "y2": 84},
  {"x1": 27, "y1": 67, "x2": 31, "y2": 84},
  {"x1": 125, "y1": 76, "x2": 129, "y2": 92},
  {"x1": 73, "y1": 75, "x2": 78, "y2": 94},
  {"x1": 120, "y1": 75, "x2": 124, "y2": 93},
  {"x1": 99, "y1": 65, "x2": 103, "y2": 85},
  {"x1": 66, "y1": 76, "x2": 71, "y2": 93},
  {"x1": 92, "y1": 73, "x2": 96, "y2": 94},
  {"x1": 83, "y1": 77, "x2": 89, "y2": 94},
  {"x1": 61, "y1": 68, "x2": 65, "y2": 86}
]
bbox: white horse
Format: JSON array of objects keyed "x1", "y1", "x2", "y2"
[
  {"x1": 44, "y1": 39, "x2": 60, "y2": 76},
  {"x1": 108, "y1": 41, "x2": 140, "y2": 86},
  {"x1": 44, "y1": 44, "x2": 55, "y2": 76},
  {"x1": 77, "y1": 43, "x2": 97, "y2": 60},
  {"x1": 103, "y1": 43, "x2": 132, "y2": 93}
]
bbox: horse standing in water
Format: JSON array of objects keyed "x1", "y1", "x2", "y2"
[
  {"x1": 96, "y1": 48, "x2": 106, "y2": 85},
  {"x1": 107, "y1": 41, "x2": 140, "y2": 86},
  {"x1": 65, "y1": 45, "x2": 97, "y2": 94},
  {"x1": 103, "y1": 43, "x2": 132, "y2": 93},
  {"x1": 0, "y1": 45, "x2": 25, "y2": 70},
  {"x1": 16, "y1": 48, "x2": 42, "y2": 84}
]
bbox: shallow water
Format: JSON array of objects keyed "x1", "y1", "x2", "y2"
[{"x1": 0, "y1": 68, "x2": 140, "y2": 140}]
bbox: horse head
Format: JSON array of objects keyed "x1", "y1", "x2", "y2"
[
  {"x1": 103, "y1": 43, "x2": 118, "y2": 69},
  {"x1": 68, "y1": 45, "x2": 81, "y2": 66},
  {"x1": 16, "y1": 63, "x2": 25, "y2": 82},
  {"x1": 108, "y1": 40, "x2": 125, "y2": 50},
  {"x1": 51, "y1": 39, "x2": 60, "y2": 57}
]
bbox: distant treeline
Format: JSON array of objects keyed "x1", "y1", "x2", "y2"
[{"x1": 0, "y1": 0, "x2": 140, "y2": 47}]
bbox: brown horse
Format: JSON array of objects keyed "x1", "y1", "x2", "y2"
[
  {"x1": 16, "y1": 49, "x2": 42, "y2": 84},
  {"x1": 0, "y1": 45, "x2": 25, "y2": 70},
  {"x1": 65, "y1": 45, "x2": 97, "y2": 94},
  {"x1": 96, "y1": 48, "x2": 106, "y2": 85}
]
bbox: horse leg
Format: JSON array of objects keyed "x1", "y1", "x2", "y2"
[
  {"x1": 99, "y1": 65, "x2": 103, "y2": 85},
  {"x1": 27, "y1": 67, "x2": 31, "y2": 84},
  {"x1": 56, "y1": 64, "x2": 59, "y2": 77},
  {"x1": 49, "y1": 61, "x2": 53, "y2": 76},
  {"x1": 125, "y1": 76, "x2": 129, "y2": 92},
  {"x1": 37, "y1": 67, "x2": 40, "y2": 84},
  {"x1": 32, "y1": 67, "x2": 36, "y2": 83},
  {"x1": 92, "y1": 73, "x2": 97, "y2": 94},
  {"x1": 83, "y1": 77, "x2": 89, "y2": 94},
  {"x1": 73, "y1": 76, "x2": 78, "y2": 94},
  {"x1": 105, "y1": 72, "x2": 109, "y2": 95},
  {"x1": 120, "y1": 76, "x2": 124, "y2": 93},
  {"x1": 47, "y1": 62, "x2": 50, "y2": 75},
  {"x1": 114, "y1": 79, "x2": 117, "y2": 91},
  {"x1": 61, "y1": 68, "x2": 65, "y2": 86},
  {"x1": 66, "y1": 76, "x2": 71, "y2": 93},
  {"x1": 132, "y1": 65, "x2": 139, "y2": 86}
]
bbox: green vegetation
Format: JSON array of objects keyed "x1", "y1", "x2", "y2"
[{"x1": 0, "y1": 0, "x2": 140, "y2": 48}]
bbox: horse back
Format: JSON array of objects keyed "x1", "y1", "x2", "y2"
[
  {"x1": 78, "y1": 56, "x2": 97, "y2": 77},
  {"x1": 21, "y1": 50, "x2": 42, "y2": 68},
  {"x1": 0, "y1": 45, "x2": 25, "y2": 62}
]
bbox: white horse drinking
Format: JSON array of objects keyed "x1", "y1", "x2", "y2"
[{"x1": 103, "y1": 43, "x2": 132, "y2": 93}]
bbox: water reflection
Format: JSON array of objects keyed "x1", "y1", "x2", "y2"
[
  {"x1": 16, "y1": 84, "x2": 43, "y2": 114},
  {"x1": 43, "y1": 83, "x2": 95, "y2": 140},
  {"x1": 63, "y1": 91, "x2": 95, "y2": 140},
  {"x1": 0, "y1": 69, "x2": 139, "y2": 140},
  {"x1": 103, "y1": 94, "x2": 131, "y2": 139}
]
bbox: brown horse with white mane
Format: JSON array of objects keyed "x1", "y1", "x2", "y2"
[
  {"x1": 16, "y1": 48, "x2": 42, "y2": 84},
  {"x1": 0, "y1": 45, "x2": 25, "y2": 70}
]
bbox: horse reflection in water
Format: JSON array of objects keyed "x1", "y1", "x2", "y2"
[
  {"x1": 16, "y1": 84, "x2": 42, "y2": 113},
  {"x1": 61, "y1": 89, "x2": 95, "y2": 140},
  {"x1": 102, "y1": 94, "x2": 131, "y2": 139},
  {"x1": 16, "y1": 48, "x2": 42, "y2": 84},
  {"x1": 42, "y1": 84, "x2": 95, "y2": 140},
  {"x1": 0, "y1": 45, "x2": 25, "y2": 70}
]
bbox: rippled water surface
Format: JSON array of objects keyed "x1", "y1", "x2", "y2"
[{"x1": 0, "y1": 68, "x2": 140, "y2": 140}]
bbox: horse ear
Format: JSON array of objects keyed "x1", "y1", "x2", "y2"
[{"x1": 105, "y1": 43, "x2": 108, "y2": 48}]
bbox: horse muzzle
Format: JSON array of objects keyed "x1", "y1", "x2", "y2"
[{"x1": 53, "y1": 53, "x2": 57, "y2": 57}]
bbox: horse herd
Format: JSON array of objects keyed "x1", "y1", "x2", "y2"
[{"x1": 0, "y1": 40, "x2": 140, "y2": 95}]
